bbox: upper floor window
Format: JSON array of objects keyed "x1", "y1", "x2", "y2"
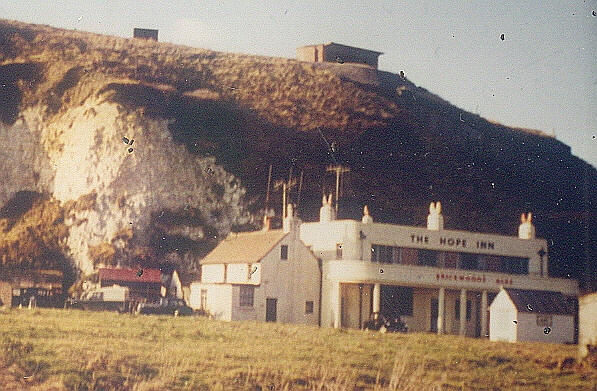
[
  {"x1": 371, "y1": 245, "x2": 397, "y2": 263},
  {"x1": 239, "y1": 285, "x2": 254, "y2": 307},
  {"x1": 419, "y1": 250, "x2": 437, "y2": 267},
  {"x1": 280, "y1": 245, "x2": 288, "y2": 260},
  {"x1": 336, "y1": 244, "x2": 343, "y2": 259}
]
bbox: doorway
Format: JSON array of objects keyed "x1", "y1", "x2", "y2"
[
  {"x1": 430, "y1": 299, "x2": 438, "y2": 332},
  {"x1": 266, "y1": 298, "x2": 277, "y2": 322}
]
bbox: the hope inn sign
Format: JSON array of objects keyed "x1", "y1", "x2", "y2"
[{"x1": 410, "y1": 234, "x2": 495, "y2": 250}]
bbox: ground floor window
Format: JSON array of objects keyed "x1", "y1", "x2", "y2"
[
  {"x1": 380, "y1": 286, "x2": 413, "y2": 317},
  {"x1": 239, "y1": 285, "x2": 254, "y2": 307},
  {"x1": 305, "y1": 301, "x2": 314, "y2": 314}
]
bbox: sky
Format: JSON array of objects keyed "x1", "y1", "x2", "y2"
[{"x1": 2, "y1": 1, "x2": 596, "y2": 167}]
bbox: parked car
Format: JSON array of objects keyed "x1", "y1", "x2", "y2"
[
  {"x1": 136, "y1": 297, "x2": 194, "y2": 316},
  {"x1": 363, "y1": 314, "x2": 408, "y2": 333}
]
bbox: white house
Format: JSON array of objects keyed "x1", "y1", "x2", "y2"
[
  {"x1": 579, "y1": 292, "x2": 597, "y2": 357},
  {"x1": 191, "y1": 193, "x2": 578, "y2": 338},
  {"x1": 189, "y1": 205, "x2": 321, "y2": 324},
  {"x1": 489, "y1": 287, "x2": 576, "y2": 344}
]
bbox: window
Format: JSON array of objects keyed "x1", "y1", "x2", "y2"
[
  {"x1": 336, "y1": 244, "x2": 343, "y2": 259},
  {"x1": 455, "y1": 299, "x2": 472, "y2": 320},
  {"x1": 239, "y1": 285, "x2": 254, "y2": 307},
  {"x1": 536, "y1": 314, "x2": 552, "y2": 327},
  {"x1": 502, "y1": 257, "x2": 529, "y2": 275},
  {"x1": 419, "y1": 250, "x2": 437, "y2": 267},
  {"x1": 200, "y1": 289, "x2": 207, "y2": 310},
  {"x1": 280, "y1": 245, "x2": 288, "y2": 260},
  {"x1": 305, "y1": 301, "x2": 314, "y2": 314},
  {"x1": 380, "y1": 286, "x2": 413, "y2": 317},
  {"x1": 461, "y1": 253, "x2": 478, "y2": 270},
  {"x1": 371, "y1": 245, "x2": 395, "y2": 263}
]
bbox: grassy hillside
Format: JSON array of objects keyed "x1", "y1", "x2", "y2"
[{"x1": 0, "y1": 308, "x2": 595, "y2": 390}]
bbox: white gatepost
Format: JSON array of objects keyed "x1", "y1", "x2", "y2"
[
  {"x1": 437, "y1": 287, "x2": 445, "y2": 334},
  {"x1": 459, "y1": 289, "x2": 467, "y2": 336},
  {"x1": 481, "y1": 290, "x2": 488, "y2": 338},
  {"x1": 372, "y1": 283, "x2": 381, "y2": 319}
]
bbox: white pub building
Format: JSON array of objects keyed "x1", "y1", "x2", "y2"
[{"x1": 192, "y1": 196, "x2": 578, "y2": 339}]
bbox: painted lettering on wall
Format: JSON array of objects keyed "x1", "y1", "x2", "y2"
[
  {"x1": 435, "y1": 273, "x2": 514, "y2": 286},
  {"x1": 410, "y1": 234, "x2": 495, "y2": 250},
  {"x1": 436, "y1": 273, "x2": 486, "y2": 283}
]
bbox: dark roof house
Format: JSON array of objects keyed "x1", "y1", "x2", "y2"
[{"x1": 503, "y1": 288, "x2": 576, "y2": 315}]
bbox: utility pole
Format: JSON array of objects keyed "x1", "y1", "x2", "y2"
[
  {"x1": 274, "y1": 177, "x2": 297, "y2": 218},
  {"x1": 265, "y1": 164, "x2": 273, "y2": 211},
  {"x1": 326, "y1": 165, "x2": 350, "y2": 212}
]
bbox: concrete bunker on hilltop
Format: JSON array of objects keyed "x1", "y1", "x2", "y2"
[{"x1": 296, "y1": 42, "x2": 383, "y2": 69}]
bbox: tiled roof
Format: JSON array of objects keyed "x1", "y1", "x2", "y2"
[
  {"x1": 98, "y1": 268, "x2": 162, "y2": 284},
  {"x1": 201, "y1": 229, "x2": 288, "y2": 265},
  {"x1": 504, "y1": 288, "x2": 576, "y2": 316}
]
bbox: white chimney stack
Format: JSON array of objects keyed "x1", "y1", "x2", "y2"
[
  {"x1": 518, "y1": 212, "x2": 536, "y2": 239},
  {"x1": 362, "y1": 205, "x2": 373, "y2": 224},
  {"x1": 262, "y1": 215, "x2": 271, "y2": 231},
  {"x1": 283, "y1": 203, "x2": 295, "y2": 233},
  {"x1": 427, "y1": 201, "x2": 444, "y2": 230},
  {"x1": 319, "y1": 194, "x2": 336, "y2": 223}
]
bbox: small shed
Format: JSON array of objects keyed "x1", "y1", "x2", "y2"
[
  {"x1": 579, "y1": 292, "x2": 597, "y2": 357},
  {"x1": 296, "y1": 42, "x2": 383, "y2": 69},
  {"x1": 489, "y1": 288, "x2": 576, "y2": 344},
  {"x1": 98, "y1": 268, "x2": 162, "y2": 302},
  {"x1": 1, "y1": 269, "x2": 65, "y2": 308}
]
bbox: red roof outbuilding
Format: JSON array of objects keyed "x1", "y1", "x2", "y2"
[{"x1": 98, "y1": 268, "x2": 162, "y2": 284}]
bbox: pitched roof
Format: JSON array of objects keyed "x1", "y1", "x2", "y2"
[
  {"x1": 503, "y1": 288, "x2": 576, "y2": 315},
  {"x1": 98, "y1": 268, "x2": 162, "y2": 284},
  {"x1": 201, "y1": 229, "x2": 288, "y2": 265}
]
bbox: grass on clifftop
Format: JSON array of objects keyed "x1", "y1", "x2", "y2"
[{"x1": 0, "y1": 308, "x2": 595, "y2": 390}]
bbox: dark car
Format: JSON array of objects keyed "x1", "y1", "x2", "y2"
[{"x1": 136, "y1": 297, "x2": 194, "y2": 316}]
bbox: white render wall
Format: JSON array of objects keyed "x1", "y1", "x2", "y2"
[
  {"x1": 227, "y1": 263, "x2": 261, "y2": 285},
  {"x1": 201, "y1": 264, "x2": 225, "y2": 283},
  {"x1": 301, "y1": 219, "x2": 550, "y2": 277},
  {"x1": 579, "y1": 293, "x2": 597, "y2": 357},
  {"x1": 516, "y1": 312, "x2": 574, "y2": 344},
  {"x1": 489, "y1": 290, "x2": 518, "y2": 342},
  {"x1": 256, "y1": 228, "x2": 320, "y2": 325},
  {"x1": 190, "y1": 283, "x2": 232, "y2": 321}
]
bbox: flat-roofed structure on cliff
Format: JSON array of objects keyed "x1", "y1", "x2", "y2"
[
  {"x1": 133, "y1": 28, "x2": 158, "y2": 41},
  {"x1": 297, "y1": 42, "x2": 383, "y2": 69}
]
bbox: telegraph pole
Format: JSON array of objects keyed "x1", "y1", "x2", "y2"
[
  {"x1": 326, "y1": 165, "x2": 350, "y2": 212},
  {"x1": 274, "y1": 177, "x2": 297, "y2": 218}
]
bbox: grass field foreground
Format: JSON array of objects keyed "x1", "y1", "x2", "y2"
[{"x1": 0, "y1": 308, "x2": 595, "y2": 390}]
